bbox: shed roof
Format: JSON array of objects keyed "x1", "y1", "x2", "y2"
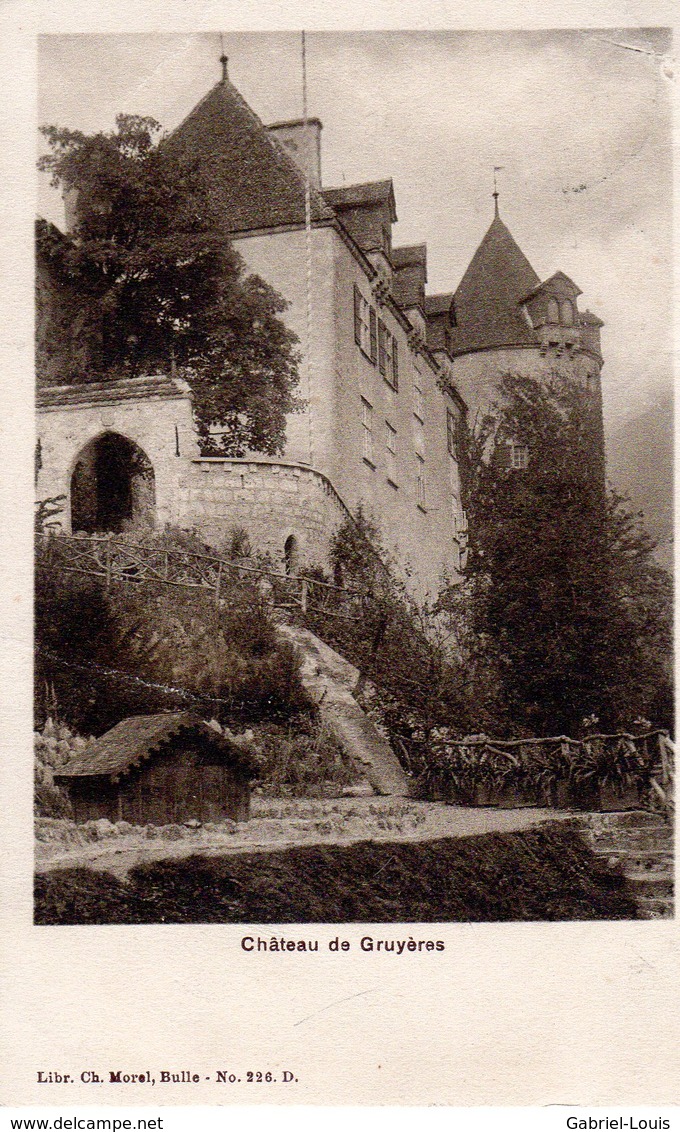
[
  {"x1": 55, "y1": 712, "x2": 254, "y2": 781},
  {"x1": 37, "y1": 374, "x2": 190, "y2": 409}
]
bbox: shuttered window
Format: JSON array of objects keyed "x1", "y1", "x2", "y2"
[
  {"x1": 385, "y1": 422, "x2": 397, "y2": 485},
  {"x1": 354, "y1": 285, "x2": 378, "y2": 365},
  {"x1": 369, "y1": 308, "x2": 377, "y2": 364},
  {"x1": 354, "y1": 285, "x2": 362, "y2": 346},
  {"x1": 379, "y1": 321, "x2": 399, "y2": 391},
  {"x1": 378, "y1": 321, "x2": 387, "y2": 375},
  {"x1": 361, "y1": 398, "x2": 374, "y2": 465},
  {"x1": 416, "y1": 454, "x2": 426, "y2": 508}
]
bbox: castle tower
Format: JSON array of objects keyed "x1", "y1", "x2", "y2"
[{"x1": 425, "y1": 203, "x2": 604, "y2": 430}]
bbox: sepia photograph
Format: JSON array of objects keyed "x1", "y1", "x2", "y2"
[{"x1": 33, "y1": 29, "x2": 673, "y2": 929}]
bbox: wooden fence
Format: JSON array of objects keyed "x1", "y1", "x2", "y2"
[
  {"x1": 417, "y1": 729, "x2": 675, "y2": 819},
  {"x1": 36, "y1": 531, "x2": 368, "y2": 621}
]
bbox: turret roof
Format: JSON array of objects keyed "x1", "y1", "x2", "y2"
[
  {"x1": 447, "y1": 212, "x2": 541, "y2": 356},
  {"x1": 164, "y1": 80, "x2": 335, "y2": 233}
]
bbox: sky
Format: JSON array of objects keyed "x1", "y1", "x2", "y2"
[{"x1": 37, "y1": 29, "x2": 673, "y2": 457}]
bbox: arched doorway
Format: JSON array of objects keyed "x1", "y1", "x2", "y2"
[{"x1": 70, "y1": 432, "x2": 155, "y2": 534}]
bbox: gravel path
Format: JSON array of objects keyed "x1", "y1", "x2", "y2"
[{"x1": 35, "y1": 795, "x2": 575, "y2": 879}]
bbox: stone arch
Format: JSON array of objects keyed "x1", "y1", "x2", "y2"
[
  {"x1": 283, "y1": 534, "x2": 299, "y2": 576},
  {"x1": 70, "y1": 431, "x2": 155, "y2": 534}
]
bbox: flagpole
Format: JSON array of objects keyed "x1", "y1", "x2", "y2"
[{"x1": 302, "y1": 30, "x2": 314, "y2": 467}]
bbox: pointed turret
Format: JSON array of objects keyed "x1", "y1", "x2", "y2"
[{"x1": 447, "y1": 209, "x2": 540, "y2": 356}]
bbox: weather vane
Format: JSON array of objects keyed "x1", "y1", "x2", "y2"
[{"x1": 493, "y1": 165, "x2": 504, "y2": 214}]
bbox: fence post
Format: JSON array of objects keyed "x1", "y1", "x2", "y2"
[
  {"x1": 215, "y1": 560, "x2": 223, "y2": 606},
  {"x1": 300, "y1": 577, "x2": 308, "y2": 613}
]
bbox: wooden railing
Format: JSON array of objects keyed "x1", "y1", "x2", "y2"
[
  {"x1": 417, "y1": 728, "x2": 675, "y2": 816},
  {"x1": 36, "y1": 531, "x2": 368, "y2": 621},
  {"x1": 651, "y1": 733, "x2": 675, "y2": 820}
]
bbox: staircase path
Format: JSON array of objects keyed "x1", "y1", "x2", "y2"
[
  {"x1": 577, "y1": 811, "x2": 674, "y2": 919},
  {"x1": 275, "y1": 623, "x2": 410, "y2": 796}
]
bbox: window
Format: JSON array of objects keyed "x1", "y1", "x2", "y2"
[
  {"x1": 446, "y1": 408, "x2": 460, "y2": 457},
  {"x1": 284, "y1": 535, "x2": 298, "y2": 576},
  {"x1": 354, "y1": 285, "x2": 377, "y2": 363},
  {"x1": 361, "y1": 398, "x2": 374, "y2": 465},
  {"x1": 561, "y1": 299, "x2": 574, "y2": 326},
  {"x1": 378, "y1": 318, "x2": 399, "y2": 389},
  {"x1": 547, "y1": 298, "x2": 559, "y2": 323},
  {"x1": 449, "y1": 458, "x2": 459, "y2": 523},
  {"x1": 385, "y1": 422, "x2": 397, "y2": 485},
  {"x1": 511, "y1": 444, "x2": 529, "y2": 470},
  {"x1": 416, "y1": 454, "x2": 426, "y2": 508}
]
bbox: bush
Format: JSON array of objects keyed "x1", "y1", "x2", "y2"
[
  {"x1": 33, "y1": 718, "x2": 87, "y2": 817},
  {"x1": 296, "y1": 512, "x2": 473, "y2": 769},
  {"x1": 35, "y1": 530, "x2": 311, "y2": 734},
  {"x1": 249, "y1": 715, "x2": 360, "y2": 795}
]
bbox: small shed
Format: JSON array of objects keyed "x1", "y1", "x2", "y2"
[{"x1": 54, "y1": 713, "x2": 255, "y2": 825}]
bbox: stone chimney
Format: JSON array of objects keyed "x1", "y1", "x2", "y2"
[{"x1": 267, "y1": 118, "x2": 322, "y2": 188}]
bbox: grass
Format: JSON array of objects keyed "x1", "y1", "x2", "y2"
[{"x1": 35, "y1": 821, "x2": 637, "y2": 924}]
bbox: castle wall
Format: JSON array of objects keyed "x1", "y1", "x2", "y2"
[
  {"x1": 231, "y1": 226, "x2": 337, "y2": 472},
  {"x1": 233, "y1": 223, "x2": 466, "y2": 600},
  {"x1": 330, "y1": 235, "x2": 465, "y2": 600},
  {"x1": 451, "y1": 345, "x2": 602, "y2": 423},
  {"x1": 175, "y1": 458, "x2": 349, "y2": 570}
]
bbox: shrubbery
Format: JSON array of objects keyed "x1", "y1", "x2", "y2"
[
  {"x1": 35, "y1": 529, "x2": 311, "y2": 735},
  {"x1": 250, "y1": 715, "x2": 359, "y2": 796},
  {"x1": 34, "y1": 718, "x2": 85, "y2": 817}
]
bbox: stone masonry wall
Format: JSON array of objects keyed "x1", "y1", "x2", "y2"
[{"x1": 177, "y1": 458, "x2": 349, "y2": 571}]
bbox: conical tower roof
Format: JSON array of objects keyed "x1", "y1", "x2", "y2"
[
  {"x1": 165, "y1": 79, "x2": 335, "y2": 233},
  {"x1": 447, "y1": 211, "x2": 541, "y2": 356}
]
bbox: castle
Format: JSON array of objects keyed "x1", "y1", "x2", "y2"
[{"x1": 36, "y1": 64, "x2": 604, "y2": 599}]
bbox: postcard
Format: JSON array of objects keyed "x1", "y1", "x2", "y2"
[{"x1": 1, "y1": 2, "x2": 677, "y2": 1109}]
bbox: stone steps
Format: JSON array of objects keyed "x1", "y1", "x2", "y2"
[
  {"x1": 600, "y1": 849, "x2": 673, "y2": 875},
  {"x1": 636, "y1": 896, "x2": 675, "y2": 920},
  {"x1": 275, "y1": 622, "x2": 410, "y2": 797},
  {"x1": 578, "y1": 811, "x2": 674, "y2": 920}
]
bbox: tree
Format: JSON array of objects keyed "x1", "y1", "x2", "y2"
[
  {"x1": 442, "y1": 373, "x2": 673, "y2": 737},
  {"x1": 38, "y1": 114, "x2": 302, "y2": 456}
]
